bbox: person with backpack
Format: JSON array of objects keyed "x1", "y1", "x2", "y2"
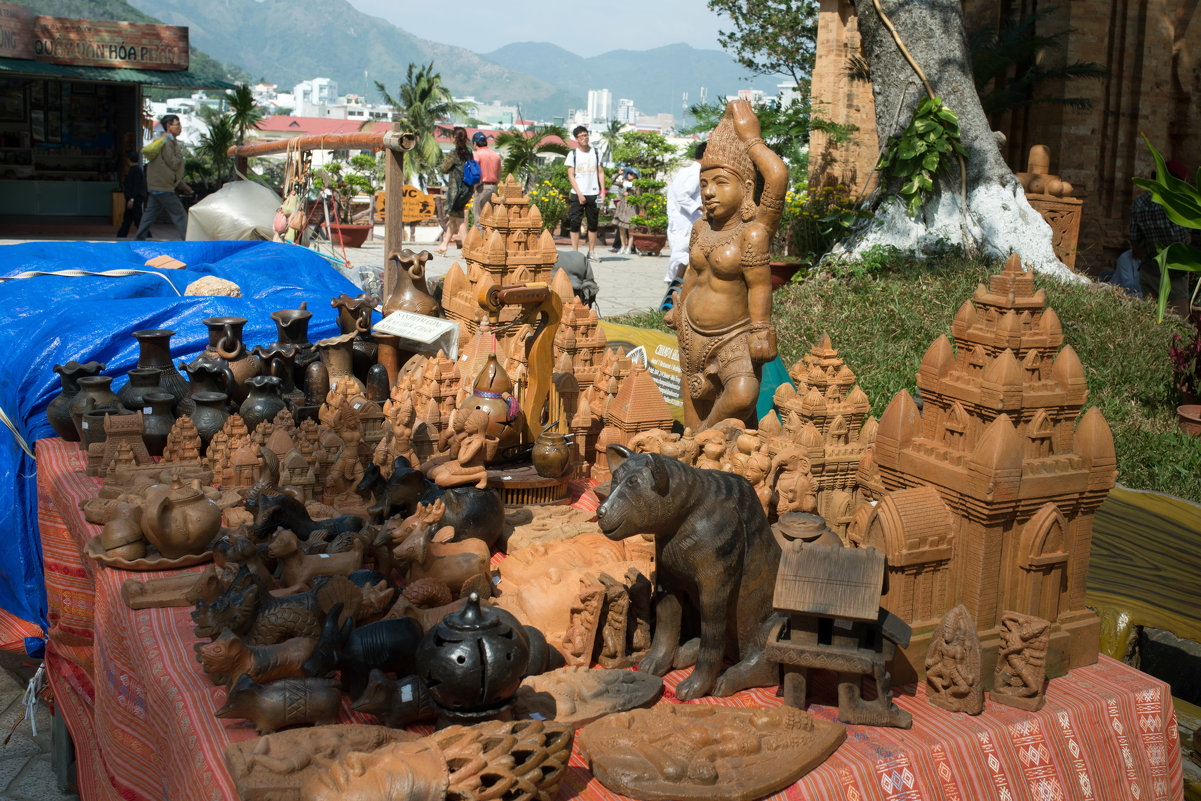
[
  {"x1": 134, "y1": 114, "x2": 192, "y2": 240},
  {"x1": 436, "y1": 127, "x2": 473, "y2": 254},
  {"x1": 471, "y1": 131, "x2": 501, "y2": 231},
  {"x1": 565, "y1": 125, "x2": 606, "y2": 259}
]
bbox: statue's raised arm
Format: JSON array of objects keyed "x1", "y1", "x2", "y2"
[{"x1": 727, "y1": 99, "x2": 788, "y2": 236}]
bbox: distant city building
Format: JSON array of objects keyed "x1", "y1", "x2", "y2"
[
  {"x1": 736, "y1": 88, "x2": 768, "y2": 106},
  {"x1": 587, "y1": 89, "x2": 613, "y2": 124},
  {"x1": 777, "y1": 82, "x2": 802, "y2": 107},
  {"x1": 293, "y1": 78, "x2": 339, "y2": 116},
  {"x1": 616, "y1": 98, "x2": 638, "y2": 125},
  {"x1": 474, "y1": 101, "x2": 518, "y2": 129},
  {"x1": 634, "y1": 113, "x2": 675, "y2": 133}
]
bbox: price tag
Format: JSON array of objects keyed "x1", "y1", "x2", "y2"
[
  {"x1": 400, "y1": 683, "x2": 413, "y2": 703},
  {"x1": 143, "y1": 406, "x2": 152, "y2": 415},
  {"x1": 81, "y1": 420, "x2": 88, "y2": 429}
]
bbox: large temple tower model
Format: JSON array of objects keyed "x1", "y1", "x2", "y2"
[{"x1": 866, "y1": 255, "x2": 1116, "y2": 678}]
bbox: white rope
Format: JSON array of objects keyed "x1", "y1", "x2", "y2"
[
  {"x1": 0, "y1": 268, "x2": 182, "y2": 296},
  {"x1": 21, "y1": 664, "x2": 44, "y2": 737},
  {"x1": 0, "y1": 404, "x2": 33, "y2": 461}
]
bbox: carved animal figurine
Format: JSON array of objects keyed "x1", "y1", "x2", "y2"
[
  {"x1": 216, "y1": 674, "x2": 342, "y2": 735},
  {"x1": 392, "y1": 524, "x2": 492, "y2": 596},
  {"x1": 439, "y1": 485, "x2": 504, "y2": 547},
  {"x1": 252, "y1": 490, "x2": 365, "y2": 542},
  {"x1": 268, "y1": 528, "x2": 365, "y2": 590},
  {"x1": 355, "y1": 460, "x2": 439, "y2": 522},
  {"x1": 352, "y1": 669, "x2": 437, "y2": 727},
  {"x1": 990, "y1": 611, "x2": 1051, "y2": 711},
  {"x1": 595, "y1": 445, "x2": 782, "y2": 701},
  {"x1": 198, "y1": 628, "x2": 318, "y2": 689},
  {"x1": 302, "y1": 604, "x2": 424, "y2": 699},
  {"x1": 925, "y1": 604, "x2": 983, "y2": 715},
  {"x1": 192, "y1": 568, "x2": 360, "y2": 646}
]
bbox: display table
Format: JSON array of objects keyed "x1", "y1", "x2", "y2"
[{"x1": 36, "y1": 437, "x2": 1182, "y2": 801}]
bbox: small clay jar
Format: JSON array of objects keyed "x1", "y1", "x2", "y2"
[
  {"x1": 532, "y1": 428, "x2": 572, "y2": 478},
  {"x1": 253, "y1": 344, "x2": 302, "y2": 404},
  {"x1": 366, "y1": 364, "x2": 390, "y2": 404},
  {"x1": 101, "y1": 510, "x2": 147, "y2": 561},
  {"x1": 117, "y1": 368, "x2": 164, "y2": 413},
  {"x1": 239, "y1": 376, "x2": 287, "y2": 433},
  {"x1": 316, "y1": 332, "x2": 365, "y2": 395},
  {"x1": 304, "y1": 362, "x2": 330, "y2": 407},
  {"x1": 132, "y1": 328, "x2": 190, "y2": 410},
  {"x1": 201, "y1": 316, "x2": 261, "y2": 403},
  {"x1": 269, "y1": 304, "x2": 318, "y2": 384},
  {"x1": 190, "y1": 391, "x2": 231, "y2": 453},
  {"x1": 179, "y1": 357, "x2": 233, "y2": 417},
  {"x1": 47, "y1": 360, "x2": 105, "y2": 441},
  {"x1": 70, "y1": 376, "x2": 122, "y2": 442},
  {"x1": 140, "y1": 391, "x2": 176, "y2": 458},
  {"x1": 80, "y1": 407, "x2": 130, "y2": 453}
]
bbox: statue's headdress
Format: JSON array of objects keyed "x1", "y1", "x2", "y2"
[{"x1": 701, "y1": 104, "x2": 755, "y2": 184}]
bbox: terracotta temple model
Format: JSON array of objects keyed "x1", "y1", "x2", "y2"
[{"x1": 668, "y1": 99, "x2": 788, "y2": 430}]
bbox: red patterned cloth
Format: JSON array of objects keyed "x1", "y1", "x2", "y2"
[{"x1": 36, "y1": 438, "x2": 1182, "y2": 801}]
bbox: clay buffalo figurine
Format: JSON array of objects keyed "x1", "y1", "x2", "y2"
[
  {"x1": 352, "y1": 669, "x2": 436, "y2": 727},
  {"x1": 355, "y1": 460, "x2": 441, "y2": 523},
  {"x1": 302, "y1": 603, "x2": 424, "y2": 699},
  {"x1": 198, "y1": 628, "x2": 318, "y2": 689},
  {"x1": 596, "y1": 445, "x2": 783, "y2": 701},
  {"x1": 216, "y1": 674, "x2": 342, "y2": 735},
  {"x1": 252, "y1": 490, "x2": 364, "y2": 542}
]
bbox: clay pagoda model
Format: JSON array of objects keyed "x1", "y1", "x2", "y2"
[
  {"x1": 862, "y1": 254, "x2": 1116, "y2": 678},
  {"x1": 441, "y1": 175, "x2": 575, "y2": 348}
]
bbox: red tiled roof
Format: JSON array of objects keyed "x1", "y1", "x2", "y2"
[{"x1": 256, "y1": 116, "x2": 391, "y2": 136}]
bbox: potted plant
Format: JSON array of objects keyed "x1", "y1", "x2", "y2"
[
  {"x1": 314, "y1": 156, "x2": 375, "y2": 248},
  {"x1": 527, "y1": 179, "x2": 568, "y2": 233},
  {"x1": 1171, "y1": 317, "x2": 1201, "y2": 436},
  {"x1": 613, "y1": 131, "x2": 677, "y2": 256}
]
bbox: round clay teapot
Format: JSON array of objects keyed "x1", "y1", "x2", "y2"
[
  {"x1": 532, "y1": 427, "x2": 572, "y2": 478},
  {"x1": 140, "y1": 477, "x2": 222, "y2": 559}
]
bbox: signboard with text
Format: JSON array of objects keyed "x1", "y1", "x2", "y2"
[
  {"x1": 401, "y1": 184, "x2": 436, "y2": 223},
  {"x1": 374, "y1": 311, "x2": 460, "y2": 359},
  {"x1": 0, "y1": 2, "x2": 189, "y2": 71}
]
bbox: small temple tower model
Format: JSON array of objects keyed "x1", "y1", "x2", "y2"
[
  {"x1": 441, "y1": 175, "x2": 575, "y2": 348},
  {"x1": 865, "y1": 255, "x2": 1116, "y2": 679},
  {"x1": 763, "y1": 335, "x2": 876, "y2": 538}
]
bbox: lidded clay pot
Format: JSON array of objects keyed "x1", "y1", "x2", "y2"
[
  {"x1": 415, "y1": 593, "x2": 529, "y2": 722},
  {"x1": 140, "y1": 477, "x2": 222, "y2": 559},
  {"x1": 532, "y1": 427, "x2": 572, "y2": 478}
]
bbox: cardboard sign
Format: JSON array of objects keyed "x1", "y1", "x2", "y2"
[
  {"x1": 374, "y1": 311, "x2": 459, "y2": 359},
  {"x1": 599, "y1": 321, "x2": 683, "y2": 422},
  {"x1": 401, "y1": 184, "x2": 436, "y2": 223}
]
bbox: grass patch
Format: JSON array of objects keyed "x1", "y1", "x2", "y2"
[{"x1": 609, "y1": 250, "x2": 1201, "y2": 503}]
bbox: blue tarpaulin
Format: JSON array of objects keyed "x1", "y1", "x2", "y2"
[{"x1": 0, "y1": 240, "x2": 364, "y2": 653}]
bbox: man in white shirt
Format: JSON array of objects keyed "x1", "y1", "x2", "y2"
[
  {"x1": 565, "y1": 125, "x2": 607, "y2": 259},
  {"x1": 661, "y1": 141, "x2": 706, "y2": 308}
]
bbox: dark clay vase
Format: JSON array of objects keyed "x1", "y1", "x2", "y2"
[
  {"x1": 414, "y1": 593, "x2": 529, "y2": 724},
  {"x1": 190, "y1": 391, "x2": 230, "y2": 454},
  {"x1": 331, "y1": 293, "x2": 378, "y2": 382},
  {"x1": 117, "y1": 368, "x2": 164, "y2": 413},
  {"x1": 140, "y1": 391, "x2": 176, "y2": 458},
  {"x1": 532, "y1": 428, "x2": 572, "y2": 478},
  {"x1": 47, "y1": 361, "x2": 105, "y2": 441},
  {"x1": 69, "y1": 376, "x2": 123, "y2": 444},
  {"x1": 366, "y1": 364, "x2": 390, "y2": 404},
  {"x1": 132, "y1": 329, "x2": 190, "y2": 411},
  {"x1": 201, "y1": 317, "x2": 261, "y2": 403},
  {"x1": 253, "y1": 344, "x2": 303, "y2": 404},
  {"x1": 179, "y1": 357, "x2": 233, "y2": 418},
  {"x1": 269, "y1": 304, "x2": 318, "y2": 382},
  {"x1": 80, "y1": 407, "x2": 133, "y2": 453},
  {"x1": 239, "y1": 376, "x2": 287, "y2": 433}
]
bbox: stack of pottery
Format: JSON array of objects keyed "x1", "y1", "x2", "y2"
[
  {"x1": 47, "y1": 361, "x2": 105, "y2": 441},
  {"x1": 200, "y1": 317, "x2": 260, "y2": 403},
  {"x1": 268, "y1": 304, "x2": 318, "y2": 387},
  {"x1": 69, "y1": 376, "x2": 123, "y2": 446},
  {"x1": 132, "y1": 329, "x2": 190, "y2": 411}
]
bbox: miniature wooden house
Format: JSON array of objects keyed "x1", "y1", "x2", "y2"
[{"x1": 766, "y1": 542, "x2": 911, "y2": 728}]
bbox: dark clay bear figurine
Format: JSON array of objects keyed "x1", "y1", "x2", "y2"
[
  {"x1": 301, "y1": 602, "x2": 424, "y2": 700},
  {"x1": 596, "y1": 445, "x2": 783, "y2": 701},
  {"x1": 216, "y1": 674, "x2": 342, "y2": 735}
]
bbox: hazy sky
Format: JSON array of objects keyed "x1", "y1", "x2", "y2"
[{"x1": 345, "y1": 0, "x2": 730, "y2": 57}]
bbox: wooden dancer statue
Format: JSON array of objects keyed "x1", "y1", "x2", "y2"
[{"x1": 668, "y1": 99, "x2": 788, "y2": 430}]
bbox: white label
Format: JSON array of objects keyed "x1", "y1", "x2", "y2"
[
  {"x1": 528, "y1": 712, "x2": 546, "y2": 720},
  {"x1": 316, "y1": 553, "x2": 330, "y2": 559},
  {"x1": 143, "y1": 406, "x2": 153, "y2": 415},
  {"x1": 373, "y1": 311, "x2": 459, "y2": 359},
  {"x1": 400, "y1": 683, "x2": 413, "y2": 703},
  {"x1": 81, "y1": 420, "x2": 88, "y2": 429}
]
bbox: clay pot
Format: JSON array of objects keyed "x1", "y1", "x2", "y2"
[
  {"x1": 132, "y1": 329, "x2": 190, "y2": 410},
  {"x1": 80, "y1": 407, "x2": 132, "y2": 453},
  {"x1": 366, "y1": 364, "x2": 390, "y2": 403},
  {"x1": 253, "y1": 344, "x2": 302, "y2": 404},
  {"x1": 415, "y1": 593, "x2": 529, "y2": 722},
  {"x1": 47, "y1": 361, "x2": 105, "y2": 441},
  {"x1": 316, "y1": 332, "x2": 365, "y2": 395},
  {"x1": 304, "y1": 361, "x2": 330, "y2": 407},
  {"x1": 101, "y1": 509, "x2": 147, "y2": 561},
  {"x1": 117, "y1": 367, "x2": 164, "y2": 413},
  {"x1": 1178, "y1": 404, "x2": 1201, "y2": 437},
  {"x1": 382, "y1": 250, "x2": 440, "y2": 317},
  {"x1": 190, "y1": 391, "x2": 231, "y2": 453},
  {"x1": 140, "y1": 478, "x2": 222, "y2": 558},
  {"x1": 202, "y1": 316, "x2": 261, "y2": 403},
  {"x1": 69, "y1": 376, "x2": 122, "y2": 442},
  {"x1": 179, "y1": 357, "x2": 234, "y2": 417},
  {"x1": 331, "y1": 293, "x2": 377, "y2": 382},
  {"x1": 140, "y1": 391, "x2": 176, "y2": 458},
  {"x1": 239, "y1": 376, "x2": 287, "y2": 433},
  {"x1": 269, "y1": 304, "x2": 318, "y2": 385},
  {"x1": 532, "y1": 428, "x2": 572, "y2": 478}
]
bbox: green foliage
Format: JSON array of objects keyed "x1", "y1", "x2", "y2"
[
  {"x1": 376, "y1": 63, "x2": 468, "y2": 188},
  {"x1": 195, "y1": 113, "x2": 236, "y2": 185},
  {"x1": 876, "y1": 97, "x2": 966, "y2": 217},
  {"x1": 970, "y1": 7, "x2": 1107, "y2": 117},
  {"x1": 781, "y1": 185, "x2": 872, "y2": 264},
  {"x1": 224, "y1": 83, "x2": 263, "y2": 145},
  {"x1": 1132, "y1": 137, "x2": 1201, "y2": 322},
  {"x1": 494, "y1": 125, "x2": 570, "y2": 189},
  {"x1": 614, "y1": 131, "x2": 677, "y2": 235},
  {"x1": 707, "y1": 0, "x2": 819, "y2": 87},
  {"x1": 527, "y1": 180, "x2": 568, "y2": 233}
]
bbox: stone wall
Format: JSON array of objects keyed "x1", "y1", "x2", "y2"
[{"x1": 809, "y1": 0, "x2": 1201, "y2": 274}]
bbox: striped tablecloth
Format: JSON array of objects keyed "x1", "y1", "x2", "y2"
[{"x1": 36, "y1": 437, "x2": 1182, "y2": 801}]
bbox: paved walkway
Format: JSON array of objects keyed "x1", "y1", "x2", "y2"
[{"x1": 0, "y1": 658, "x2": 75, "y2": 801}]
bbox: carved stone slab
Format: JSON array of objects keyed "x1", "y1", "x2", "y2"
[
  {"x1": 502, "y1": 505, "x2": 601, "y2": 552},
  {"x1": 225, "y1": 724, "x2": 419, "y2": 801},
  {"x1": 578, "y1": 705, "x2": 846, "y2": 801},
  {"x1": 512, "y1": 666, "x2": 663, "y2": 728}
]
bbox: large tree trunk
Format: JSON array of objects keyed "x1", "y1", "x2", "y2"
[{"x1": 840, "y1": 0, "x2": 1077, "y2": 280}]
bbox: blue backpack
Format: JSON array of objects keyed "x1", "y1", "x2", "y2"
[{"x1": 462, "y1": 158, "x2": 481, "y2": 187}]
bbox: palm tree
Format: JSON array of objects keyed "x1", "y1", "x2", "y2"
[
  {"x1": 493, "y1": 124, "x2": 570, "y2": 189},
  {"x1": 197, "y1": 113, "x2": 237, "y2": 186},
  {"x1": 224, "y1": 83, "x2": 264, "y2": 145},
  {"x1": 597, "y1": 119, "x2": 625, "y2": 166},
  {"x1": 375, "y1": 62, "x2": 468, "y2": 188}
]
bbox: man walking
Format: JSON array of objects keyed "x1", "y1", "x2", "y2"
[
  {"x1": 135, "y1": 114, "x2": 192, "y2": 241},
  {"x1": 660, "y1": 141, "x2": 706, "y2": 310},
  {"x1": 472, "y1": 131, "x2": 501, "y2": 229},
  {"x1": 565, "y1": 125, "x2": 606, "y2": 259}
]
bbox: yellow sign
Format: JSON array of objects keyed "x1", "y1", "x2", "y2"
[
  {"x1": 598, "y1": 321, "x2": 684, "y2": 423},
  {"x1": 401, "y1": 184, "x2": 436, "y2": 223}
]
